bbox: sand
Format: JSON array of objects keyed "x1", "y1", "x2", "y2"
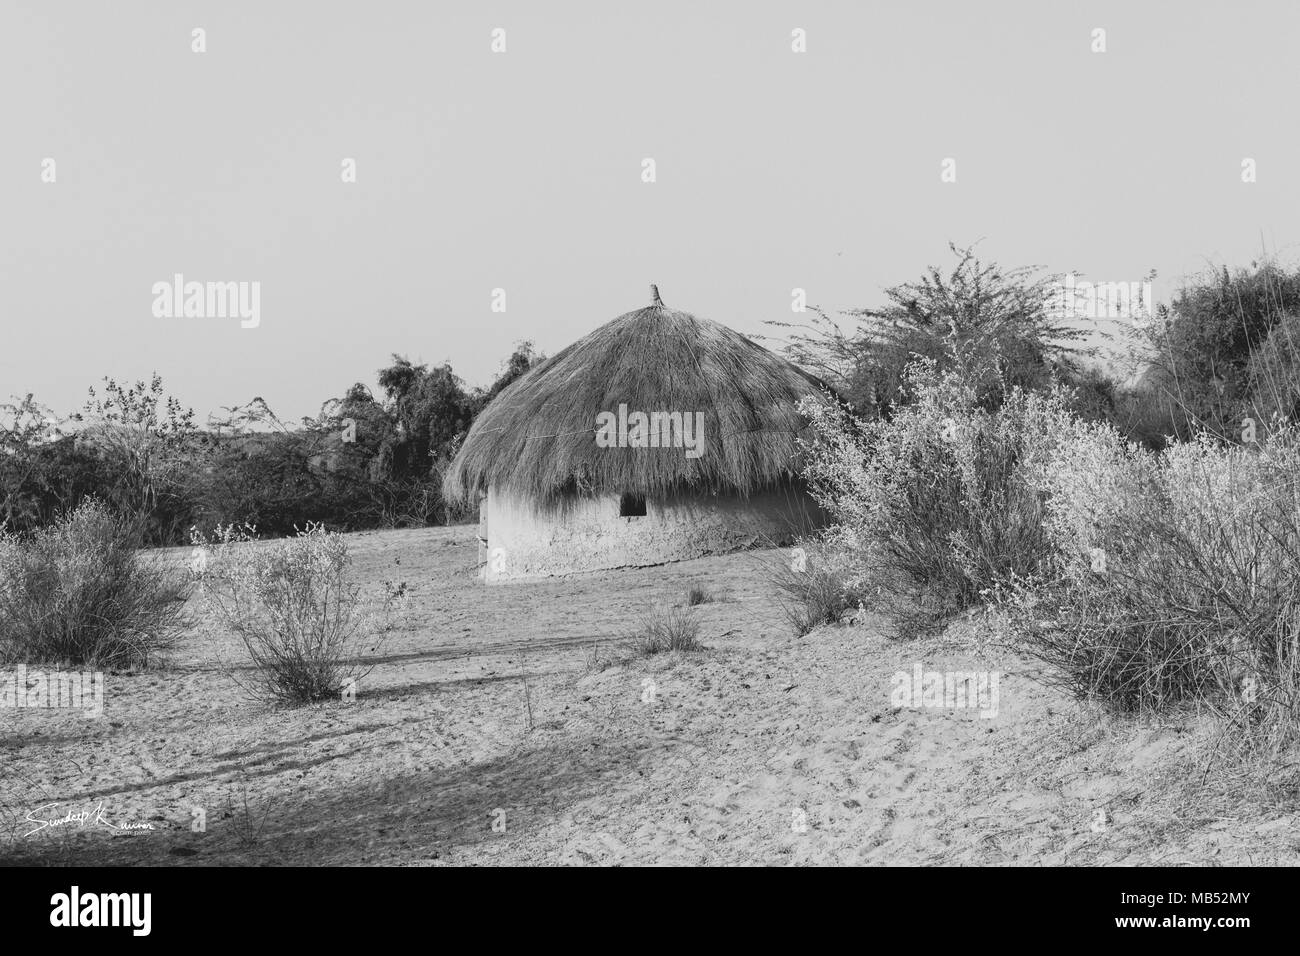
[{"x1": 2, "y1": 526, "x2": 1296, "y2": 866}]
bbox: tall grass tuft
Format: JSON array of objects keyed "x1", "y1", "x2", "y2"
[
  {"x1": 628, "y1": 606, "x2": 703, "y2": 656},
  {"x1": 0, "y1": 498, "x2": 189, "y2": 668},
  {"x1": 684, "y1": 583, "x2": 715, "y2": 606},
  {"x1": 758, "y1": 541, "x2": 859, "y2": 636}
]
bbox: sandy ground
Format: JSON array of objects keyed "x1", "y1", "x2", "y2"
[{"x1": 2, "y1": 526, "x2": 1297, "y2": 866}]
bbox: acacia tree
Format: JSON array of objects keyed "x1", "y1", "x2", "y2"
[{"x1": 771, "y1": 244, "x2": 1093, "y2": 416}]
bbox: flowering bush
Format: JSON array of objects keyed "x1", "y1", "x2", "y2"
[
  {"x1": 1014, "y1": 416, "x2": 1300, "y2": 749},
  {"x1": 798, "y1": 361, "x2": 1065, "y2": 635},
  {"x1": 804, "y1": 351, "x2": 1300, "y2": 757},
  {"x1": 198, "y1": 522, "x2": 401, "y2": 705}
]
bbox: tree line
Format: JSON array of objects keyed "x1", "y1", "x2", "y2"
[{"x1": 0, "y1": 343, "x2": 542, "y2": 545}]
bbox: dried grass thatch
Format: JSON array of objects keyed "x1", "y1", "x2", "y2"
[{"x1": 444, "y1": 288, "x2": 826, "y2": 504}]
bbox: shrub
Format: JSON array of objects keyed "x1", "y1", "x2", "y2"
[
  {"x1": 629, "y1": 607, "x2": 703, "y2": 655},
  {"x1": 199, "y1": 523, "x2": 394, "y2": 705},
  {"x1": 799, "y1": 361, "x2": 1063, "y2": 634},
  {"x1": 0, "y1": 499, "x2": 189, "y2": 668},
  {"x1": 1010, "y1": 417, "x2": 1300, "y2": 746}
]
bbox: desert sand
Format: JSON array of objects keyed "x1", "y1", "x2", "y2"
[{"x1": 2, "y1": 526, "x2": 1295, "y2": 866}]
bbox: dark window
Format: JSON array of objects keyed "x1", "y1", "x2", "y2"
[{"x1": 619, "y1": 492, "x2": 647, "y2": 518}]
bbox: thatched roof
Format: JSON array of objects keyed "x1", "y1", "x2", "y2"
[{"x1": 443, "y1": 287, "x2": 826, "y2": 503}]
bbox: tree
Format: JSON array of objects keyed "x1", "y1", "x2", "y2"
[
  {"x1": 200, "y1": 397, "x2": 349, "y2": 534},
  {"x1": 1133, "y1": 260, "x2": 1300, "y2": 440},
  {"x1": 1245, "y1": 311, "x2": 1300, "y2": 426},
  {"x1": 474, "y1": 340, "x2": 544, "y2": 411},
  {"x1": 376, "y1": 355, "x2": 476, "y2": 480},
  {"x1": 771, "y1": 244, "x2": 1093, "y2": 416},
  {"x1": 0, "y1": 395, "x2": 64, "y2": 530}
]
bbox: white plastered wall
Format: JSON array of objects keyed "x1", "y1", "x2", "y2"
[{"x1": 481, "y1": 484, "x2": 823, "y2": 583}]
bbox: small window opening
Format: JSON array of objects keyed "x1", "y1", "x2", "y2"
[{"x1": 619, "y1": 492, "x2": 647, "y2": 518}]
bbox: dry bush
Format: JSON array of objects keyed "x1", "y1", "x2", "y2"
[
  {"x1": 198, "y1": 523, "x2": 394, "y2": 705},
  {"x1": 1009, "y1": 417, "x2": 1300, "y2": 752},
  {"x1": 0, "y1": 498, "x2": 189, "y2": 668},
  {"x1": 797, "y1": 361, "x2": 1063, "y2": 635}
]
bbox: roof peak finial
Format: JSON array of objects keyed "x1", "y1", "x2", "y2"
[{"x1": 650, "y1": 283, "x2": 663, "y2": 307}]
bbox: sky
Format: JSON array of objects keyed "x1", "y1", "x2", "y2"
[{"x1": 3, "y1": 0, "x2": 1300, "y2": 423}]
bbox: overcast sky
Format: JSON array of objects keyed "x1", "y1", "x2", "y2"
[{"x1": 3, "y1": 0, "x2": 1299, "y2": 422}]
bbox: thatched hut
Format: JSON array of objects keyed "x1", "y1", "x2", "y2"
[{"x1": 443, "y1": 286, "x2": 828, "y2": 582}]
